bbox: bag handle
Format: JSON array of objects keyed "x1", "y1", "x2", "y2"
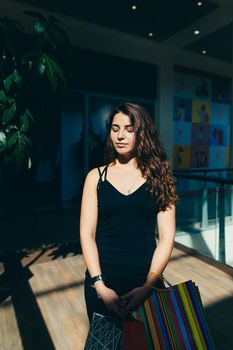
[{"x1": 145, "y1": 272, "x2": 173, "y2": 291}]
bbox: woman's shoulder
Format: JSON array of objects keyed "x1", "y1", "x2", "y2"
[
  {"x1": 86, "y1": 162, "x2": 115, "y2": 183},
  {"x1": 96, "y1": 165, "x2": 107, "y2": 173},
  {"x1": 83, "y1": 168, "x2": 99, "y2": 192},
  {"x1": 85, "y1": 165, "x2": 107, "y2": 183}
]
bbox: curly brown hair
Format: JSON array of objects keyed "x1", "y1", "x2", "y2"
[{"x1": 104, "y1": 102, "x2": 179, "y2": 211}]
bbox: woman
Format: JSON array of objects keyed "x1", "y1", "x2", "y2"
[{"x1": 80, "y1": 102, "x2": 179, "y2": 323}]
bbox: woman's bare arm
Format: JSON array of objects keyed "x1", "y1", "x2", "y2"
[
  {"x1": 80, "y1": 168, "x2": 121, "y2": 313},
  {"x1": 147, "y1": 204, "x2": 176, "y2": 283},
  {"x1": 80, "y1": 168, "x2": 102, "y2": 278},
  {"x1": 120, "y1": 204, "x2": 176, "y2": 312}
]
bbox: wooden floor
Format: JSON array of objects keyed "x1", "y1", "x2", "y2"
[{"x1": 0, "y1": 245, "x2": 233, "y2": 350}]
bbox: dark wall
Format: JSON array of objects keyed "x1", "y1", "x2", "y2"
[{"x1": 70, "y1": 47, "x2": 157, "y2": 99}]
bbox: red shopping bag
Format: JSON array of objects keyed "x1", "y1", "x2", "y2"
[{"x1": 122, "y1": 318, "x2": 147, "y2": 350}]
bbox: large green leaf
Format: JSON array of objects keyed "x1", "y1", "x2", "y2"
[
  {"x1": 15, "y1": 131, "x2": 26, "y2": 170},
  {"x1": 52, "y1": 57, "x2": 66, "y2": 86},
  {"x1": 0, "y1": 90, "x2": 8, "y2": 103},
  {"x1": 28, "y1": 157, "x2": 32, "y2": 169},
  {"x1": 20, "y1": 108, "x2": 34, "y2": 132},
  {"x1": 7, "y1": 130, "x2": 18, "y2": 148},
  {"x1": 6, "y1": 129, "x2": 31, "y2": 170},
  {"x1": 39, "y1": 53, "x2": 66, "y2": 93},
  {"x1": 3, "y1": 70, "x2": 23, "y2": 92},
  {"x1": 3, "y1": 75, "x2": 12, "y2": 93},
  {"x1": 5, "y1": 125, "x2": 18, "y2": 133},
  {"x1": 43, "y1": 54, "x2": 57, "y2": 93},
  {"x1": 0, "y1": 90, "x2": 15, "y2": 105},
  {"x1": 13, "y1": 69, "x2": 23, "y2": 87},
  {"x1": 37, "y1": 54, "x2": 46, "y2": 74},
  {"x1": 2, "y1": 101, "x2": 16, "y2": 124},
  {"x1": 0, "y1": 131, "x2": 7, "y2": 153},
  {"x1": 7, "y1": 129, "x2": 31, "y2": 149},
  {"x1": 20, "y1": 132, "x2": 32, "y2": 145},
  {"x1": 15, "y1": 131, "x2": 32, "y2": 170}
]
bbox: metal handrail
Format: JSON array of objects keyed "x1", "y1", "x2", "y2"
[
  {"x1": 174, "y1": 167, "x2": 233, "y2": 173},
  {"x1": 173, "y1": 168, "x2": 233, "y2": 265},
  {"x1": 173, "y1": 172, "x2": 233, "y2": 185}
]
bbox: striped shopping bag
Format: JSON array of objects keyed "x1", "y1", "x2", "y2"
[{"x1": 133, "y1": 277, "x2": 215, "y2": 350}]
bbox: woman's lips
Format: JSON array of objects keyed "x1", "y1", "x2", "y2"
[{"x1": 116, "y1": 143, "x2": 128, "y2": 147}]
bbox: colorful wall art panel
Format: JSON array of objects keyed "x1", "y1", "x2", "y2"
[
  {"x1": 209, "y1": 146, "x2": 227, "y2": 169},
  {"x1": 173, "y1": 97, "x2": 192, "y2": 122},
  {"x1": 173, "y1": 69, "x2": 231, "y2": 171},
  {"x1": 191, "y1": 145, "x2": 209, "y2": 168},
  {"x1": 212, "y1": 78, "x2": 231, "y2": 104},
  {"x1": 192, "y1": 100, "x2": 211, "y2": 124},
  {"x1": 173, "y1": 122, "x2": 192, "y2": 145},
  {"x1": 175, "y1": 73, "x2": 211, "y2": 100},
  {"x1": 173, "y1": 145, "x2": 191, "y2": 169},
  {"x1": 192, "y1": 124, "x2": 210, "y2": 146},
  {"x1": 209, "y1": 125, "x2": 228, "y2": 146},
  {"x1": 211, "y1": 103, "x2": 231, "y2": 124}
]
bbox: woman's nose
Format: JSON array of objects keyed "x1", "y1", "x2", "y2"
[{"x1": 117, "y1": 129, "x2": 125, "y2": 139}]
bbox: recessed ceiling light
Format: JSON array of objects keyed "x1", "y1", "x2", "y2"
[
  {"x1": 197, "y1": 1, "x2": 202, "y2": 6},
  {"x1": 131, "y1": 5, "x2": 137, "y2": 10},
  {"x1": 202, "y1": 49, "x2": 207, "y2": 54},
  {"x1": 194, "y1": 30, "x2": 200, "y2": 35},
  {"x1": 148, "y1": 32, "x2": 154, "y2": 37}
]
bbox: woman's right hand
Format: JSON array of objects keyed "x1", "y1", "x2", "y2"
[{"x1": 95, "y1": 282, "x2": 120, "y2": 314}]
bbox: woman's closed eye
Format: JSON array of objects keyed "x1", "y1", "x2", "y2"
[
  {"x1": 111, "y1": 126, "x2": 134, "y2": 133},
  {"x1": 126, "y1": 126, "x2": 134, "y2": 132}
]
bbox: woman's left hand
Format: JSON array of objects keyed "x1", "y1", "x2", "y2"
[{"x1": 119, "y1": 286, "x2": 151, "y2": 314}]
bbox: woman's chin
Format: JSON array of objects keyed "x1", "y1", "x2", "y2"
[
  {"x1": 116, "y1": 148, "x2": 130, "y2": 154},
  {"x1": 115, "y1": 150, "x2": 134, "y2": 158},
  {"x1": 118, "y1": 149, "x2": 129, "y2": 154}
]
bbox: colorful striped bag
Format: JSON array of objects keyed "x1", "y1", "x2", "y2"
[{"x1": 133, "y1": 277, "x2": 215, "y2": 350}]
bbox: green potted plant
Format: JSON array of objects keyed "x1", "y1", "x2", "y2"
[{"x1": 0, "y1": 11, "x2": 72, "y2": 177}]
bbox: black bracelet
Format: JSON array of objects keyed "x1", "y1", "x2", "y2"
[{"x1": 91, "y1": 274, "x2": 106, "y2": 286}]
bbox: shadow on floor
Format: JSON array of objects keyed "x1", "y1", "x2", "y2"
[
  {"x1": 0, "y1": 243, "x2": 82, "y2": 350},
  {"x1": 1, "y1": 245, "x2": 233, "y2": 350},
  {"x1": 205, "y1": 296, "x2": 233, "y2": 350},
  {"x1": 0, "y1": 255, "x2": 55, "y2": 350}
]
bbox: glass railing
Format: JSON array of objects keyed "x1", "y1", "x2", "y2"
[{"x1": 174, "y1": 168, "x2": 233, "y2": 267}]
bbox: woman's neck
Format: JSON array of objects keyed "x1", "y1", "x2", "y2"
[{"x1": 115, "y1": 156, "x2": 138, "y2": 169}]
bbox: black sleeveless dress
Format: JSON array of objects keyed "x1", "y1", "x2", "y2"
[{"x1": 84, "y1": 164, "x2": 159, "y2": 322}]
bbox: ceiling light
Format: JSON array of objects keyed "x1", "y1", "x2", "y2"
[
  {"x1": 202, "y1": 49, "x2": 207, "y2": 54},
  {"x1": 194, "y1": 30, "x2": 200, "y2": 35},
  {"x1": 197, "y1": 1, "x2": 202, "y2": 6},
  {"x1": 148, "y1": 32, "x2": 154, "y2": 37},
  {"x1": 131, "y1": 5, "x2": 137, "y2": 10}
]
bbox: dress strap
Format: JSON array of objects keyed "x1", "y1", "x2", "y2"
[
  {"x1": 97, "y1": 165, "x2": 108, "y2": 189},
  {"x1": 103, "y1": 164, "x2": 108, "y2": 181},
  {"x1": 97, "y1": 167, "x2": 102, "y2": 179}
]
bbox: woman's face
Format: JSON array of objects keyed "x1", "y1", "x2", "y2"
[{"x1": 110, "y1": 112, "x2": 136, "y2": 156}]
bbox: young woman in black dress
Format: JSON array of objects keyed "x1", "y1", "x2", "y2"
[{"x1": 80, "y1": 102, "x2": 179, "y2": 323}]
